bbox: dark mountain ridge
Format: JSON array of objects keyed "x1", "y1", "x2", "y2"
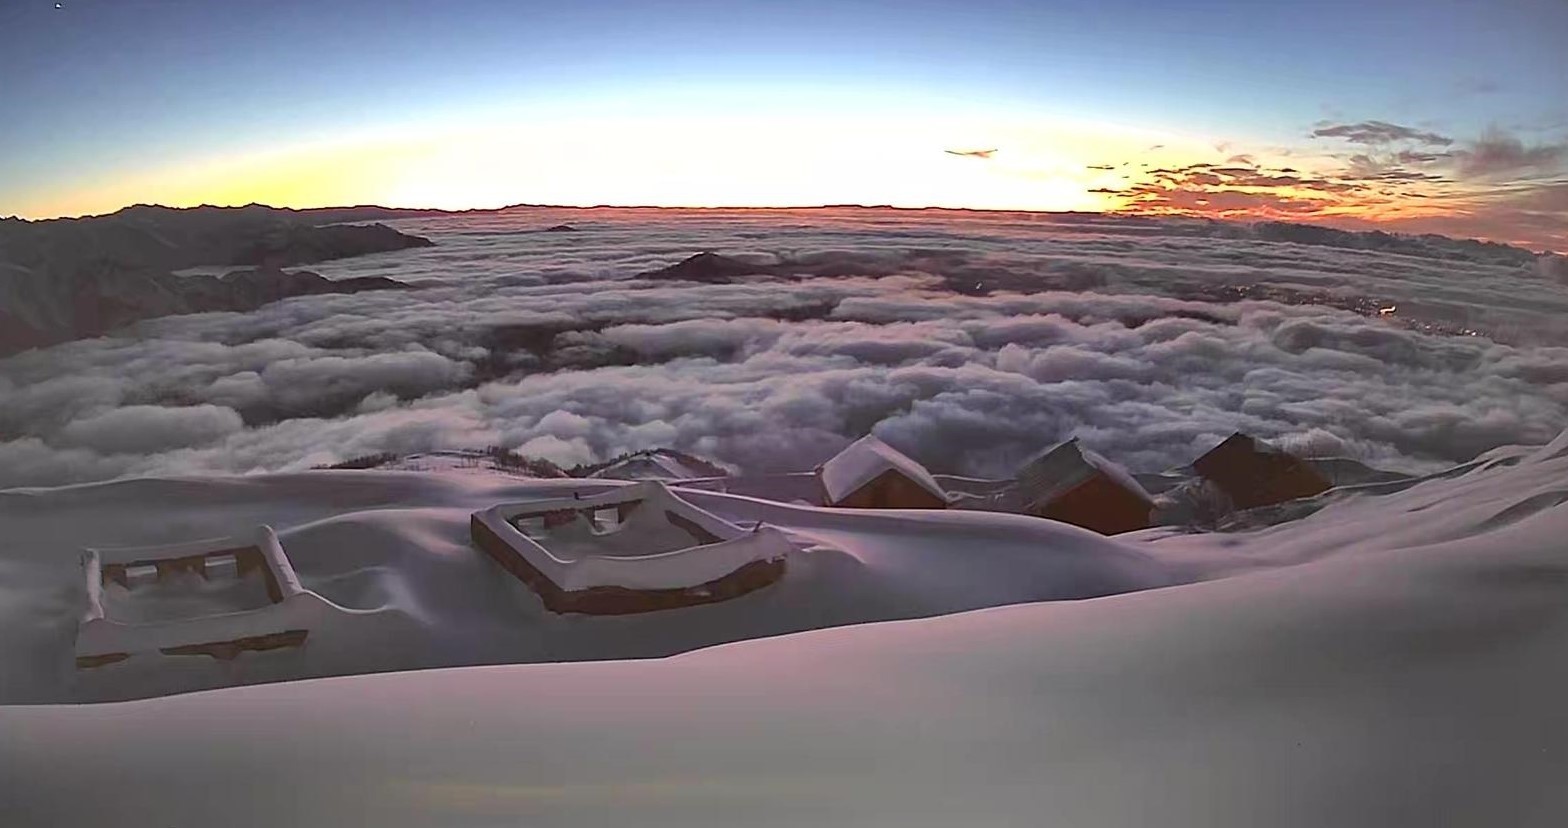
[{"x1": 0, "y1": 205, "x2": 432, "y2": 356}]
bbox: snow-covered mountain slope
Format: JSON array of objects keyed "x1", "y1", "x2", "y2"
[{"x1": 3, "y1": 432, "x2": 1566, "y2": 827}]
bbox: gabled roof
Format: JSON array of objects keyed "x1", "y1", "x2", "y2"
[
  {"x1": 1194, "y1": 432, "x2": 1312, "y2": 478},
  {"x1": 1192, "y1": 432, "x2": 1331, "y2": 509},
  {"x1": 588, "y1": 449, "x2": 726, "y2": 481},
  {"x1": 1017, "y1": 438, "x2": 1152, "y2": 510},
  {"x1": 1194, "y1": 432, "x2": 1266, "y2": 471},
  {"x1": 819, "y1": 435, "x2": 948, "y2": 504}
]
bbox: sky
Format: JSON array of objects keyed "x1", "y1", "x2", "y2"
[{"x1": 1, "y1": 0, "x2": 1565, "y2": 250}]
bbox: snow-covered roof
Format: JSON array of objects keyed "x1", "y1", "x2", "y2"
[
  {"x1": 819, "y1": 435, "x2": 948, "y2": 504},
  {"x1": 1079, "y1": 446, "x2": 1154, "y2": 504},
  {"x1": 590, "y1": 451, "x2": 712, "y2": 481},
  {"x1": 1018, "y1": 439, "x2": 1152, "y2": 508}
]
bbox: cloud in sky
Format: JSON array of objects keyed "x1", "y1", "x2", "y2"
[
  {"x1": 1084, "y1": 122, "x2": 1568, "y2": 251},
  {"x1": 1312, "y1": 120, "x2": 1454, "y2": 146},
  {"x1": 1, "y1": 210, "x2": 1564, "y2": 489},
  {"x1": 1101, "y1": 162, "x2": 1367, "y2": 220},
  {"x1": 1454, "y1": 129, "x2": 1567, "y2": 178}
]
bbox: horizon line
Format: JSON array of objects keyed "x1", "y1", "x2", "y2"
[{"x1": 3, "y1": 201, "x2": 1559, "y2": 256}]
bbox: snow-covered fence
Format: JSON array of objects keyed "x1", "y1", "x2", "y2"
[
  {"x1": 470, "y1": 481, "x2": 792, "y2": 614},
  {"x1": 75, "y1": 525, "x2": 324, "y2": 668}
]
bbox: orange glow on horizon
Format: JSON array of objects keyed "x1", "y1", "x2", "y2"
[
  {"x1": 9, "y1": 113, "x2": 1558, "y2": 252},
  {"x1": 8, "y1": 114, "x2": 1206, "y2": 219}
]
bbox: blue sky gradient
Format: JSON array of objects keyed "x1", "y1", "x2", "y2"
[{"x1": 2, "y1": 0, "x2": 1564, "y2": 247}]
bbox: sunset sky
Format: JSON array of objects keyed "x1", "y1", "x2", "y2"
[{"x1": 2, "y1": 0, "x2": 1565, "y2": 250}]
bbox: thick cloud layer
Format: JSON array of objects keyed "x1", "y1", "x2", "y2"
[{"x1": 2, "y1": 208, "x2": 1565, "y2": 488}]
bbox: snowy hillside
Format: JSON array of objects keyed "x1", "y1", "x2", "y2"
[
  {"x1": 4, "y1": 432, "x2": 1566, "y2": 704},
  {"x1": 2, "y1": 430, "x2": 1566, "y2": 826}
]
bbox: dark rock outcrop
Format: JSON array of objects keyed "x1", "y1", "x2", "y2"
[
  {"x1": 0, "y1": 205, "x2": 430, "y2": 355},
  {"x1": 0, "y1": 265, "x2": 410, "y2": 354},
  {"x1": 635, "y1": 252, "x2": 777, "y2": 283},
  {"x1": 206, "y1": 267, "x2": 411, "y2": 308},
  {"x1": 543, "y1": 224, "x2": 579, "y2": 233},
  {"x1": 227, "y1": 221, "x2": 432, "y2": 268}
]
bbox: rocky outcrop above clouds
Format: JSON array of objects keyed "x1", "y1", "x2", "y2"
[{"x1": 634, "y1": 251, "x2": 777, "y2": 283}]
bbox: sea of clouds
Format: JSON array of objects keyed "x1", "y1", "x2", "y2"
[{"x1": 2, "y1": 208, "x2": 1565, "y2": 488}]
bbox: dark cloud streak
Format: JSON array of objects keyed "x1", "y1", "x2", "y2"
[{"x1": 1312, "y1": 120, "x2": 1454, "y2": 146}]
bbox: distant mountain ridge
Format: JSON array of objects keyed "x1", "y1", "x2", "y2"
[
  {"x1": 0, "y1": 204, "x2": 432, "y2": 356},
  {"x1": 9, "y1": 202, "x2": 1556, "y2": 263},
  {"x1": 0, "y1": 203, "x2": 435, "y2": 273}
]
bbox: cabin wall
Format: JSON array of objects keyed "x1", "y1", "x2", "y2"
[
  {"x1": 1030, "y1": 474, "x2": 1152, "y2": 535},
  {"x1": 833, "y1": 470, "x2": 948, "y2": 510}
]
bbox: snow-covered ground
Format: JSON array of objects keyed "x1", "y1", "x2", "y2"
[
  {"x1": 0, "y1": 466, "x2": 1180, "y2": 704},
  {"x1": 2, "y1": 431, "x2": 1566, "y2": 826}
]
